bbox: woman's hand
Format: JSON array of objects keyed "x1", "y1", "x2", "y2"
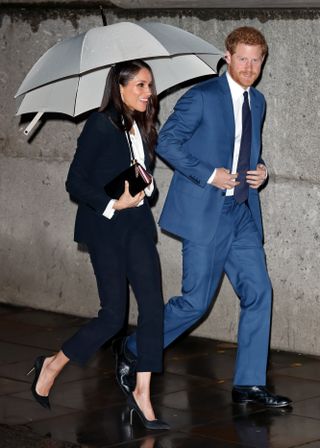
[{"x1": 112, "y1": 181, "x2": 145, "y2": 211}]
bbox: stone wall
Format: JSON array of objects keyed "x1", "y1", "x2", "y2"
[{"x1": 1, "y1": 3, "x2": 319, "y2": 355}]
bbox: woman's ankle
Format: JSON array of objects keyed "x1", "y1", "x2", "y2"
[{"x1": 45, "y1": 351, "x2": 69, "y2": 377}]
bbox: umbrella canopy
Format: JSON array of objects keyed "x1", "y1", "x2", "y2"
[
  {"x1": 17, "y1": 54, "x2": 221, "y2": 115},
  {"x1": 15, "y1": 21, "x2": 223, "y2": 134}
]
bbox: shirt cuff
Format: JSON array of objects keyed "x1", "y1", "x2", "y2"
[
  {"x1": 207, "y1": 169, "x2": 217, "y2": 184},
  {"x1": 145, "y1": 178, "x2": 154, "y2": 197},
  {"x1": 103, "y1": 199, "x2": 116, "y2": 219}
]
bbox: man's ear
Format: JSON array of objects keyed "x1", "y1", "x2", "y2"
[{"x1": 224, "y1": 51, "x2": 231, "y2": 65}]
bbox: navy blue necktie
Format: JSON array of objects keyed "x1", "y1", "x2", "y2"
[{"x1": 234, "y1": 91, "x2": 252, "y2": 204}]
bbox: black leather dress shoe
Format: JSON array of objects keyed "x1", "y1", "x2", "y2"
[
  {"x1": 232, "y1": 386, "x2": 292, "y2": 408},
  {"x1": 113, "y1": 337, "x2": 137, "y2": 396}
]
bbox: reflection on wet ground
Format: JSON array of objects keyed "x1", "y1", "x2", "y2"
[{"x1": 0, "y1": 304, "x2": 320, "y2": 447}]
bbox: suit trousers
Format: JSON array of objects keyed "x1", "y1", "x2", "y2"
[
  {"x1": 62, "y1": 204, "x2": 164, "y2": 372},
  {"x1": 127, "y1": 196, "x2": 272, "y2": 385}
]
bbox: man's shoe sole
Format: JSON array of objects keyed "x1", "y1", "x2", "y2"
[{"x1": 233, "y1": 399, "x2": 292, "y2": 408}]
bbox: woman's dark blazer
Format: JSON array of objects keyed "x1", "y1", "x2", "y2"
[{"x1": 66, "y1": 108, "x2": 154, "y2": 244}]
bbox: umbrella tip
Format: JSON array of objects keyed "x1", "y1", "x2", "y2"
[{"x1": 99, "y1": 5, "x2": 108, "y2": 26}]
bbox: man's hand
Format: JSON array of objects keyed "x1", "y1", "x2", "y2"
[
  {"x1": 246, "y1": 164, "x2": 267, "y2": 189},
  {"x1": 210, "y1": 168, "x2": 240, "y2": 190},
  {"x1": 113, "y1": 181, "x2": 145, "y2": 210}
]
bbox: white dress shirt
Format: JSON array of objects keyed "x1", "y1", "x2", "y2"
[
  {"x1": 103, "y1": 122, "x2": 154, "y2": 219},
  {"x1": 208, "y1": 71, "x2": 250, "y2": 196}
]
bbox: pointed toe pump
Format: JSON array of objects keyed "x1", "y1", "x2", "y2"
[
  {"x1": 127, "y1": 393, "x2": 170, "y2": 430},
  {"x1": 27, "y1": 356, "x2": 51, "y2": 409}
]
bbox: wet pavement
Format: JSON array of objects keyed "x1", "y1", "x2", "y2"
[{"x1": 1, "y1": 303, "x2": 320, "y2": 447}]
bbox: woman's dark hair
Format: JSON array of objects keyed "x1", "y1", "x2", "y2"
[{"x1": 99, "y1": 59, "x2": 158, "y2": 159}]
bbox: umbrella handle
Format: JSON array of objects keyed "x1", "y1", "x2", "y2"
[{"x1": 23, "y1": 112, "x2": 44, "y2": 135}]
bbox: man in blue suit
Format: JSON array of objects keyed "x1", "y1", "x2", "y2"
[{"x1": 116, "y1": 26, "x2": 291, "y2": 407}]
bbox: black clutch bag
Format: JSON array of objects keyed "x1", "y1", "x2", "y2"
[
  {"x1": 104, "y1": 124, "x2": 152, "y2": 199},
  {"x1": 104, "y1": 161, "x2": 152, "y2": 199}
]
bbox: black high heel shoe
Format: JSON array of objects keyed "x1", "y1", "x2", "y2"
[
  {"x1": 27, "y1": 356, "x2": 51, "y2": 409},
  {"x1": 127, "y1": 393, "x2": 170, "y2": 430}
]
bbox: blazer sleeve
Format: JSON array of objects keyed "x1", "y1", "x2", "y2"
[
  {"x1": 65, "y1": 112, "x2": 112, "y2": 214},
  {"x1": 156, "y1": 86, "x2": 215, "y2": 187}
]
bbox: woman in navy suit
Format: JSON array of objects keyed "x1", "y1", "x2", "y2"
[{"x1": 27, "y1": 60, "x2": 168, "y2": 430}]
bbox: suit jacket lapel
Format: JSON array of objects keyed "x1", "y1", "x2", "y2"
[
  {"x1": 249, "y1": 88, "x2": 262, "y2": 168},
  {"x1": 218, "y1": 73, "x2": 236, "y2": 169}
]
